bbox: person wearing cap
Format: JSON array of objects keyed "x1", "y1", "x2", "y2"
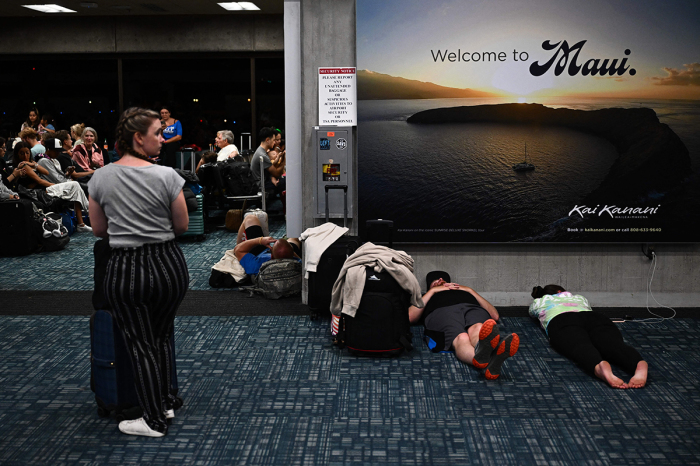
[
  {"x1": 408, "y1": 271, "x2": 520, "y2": 380},
  {"x1": 36, "y1": 137, "x2": 92, "y2": 232}
]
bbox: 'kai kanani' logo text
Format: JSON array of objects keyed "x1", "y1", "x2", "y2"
[{"x1": 569, "y1": 204, "x2": 660, "y2": 218}]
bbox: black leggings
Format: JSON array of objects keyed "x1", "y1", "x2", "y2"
[{"x1": 547, "y1": 311, "x2": 643, "y2": 374}]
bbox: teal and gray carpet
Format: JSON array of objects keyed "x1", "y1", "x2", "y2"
[{"x1": 1, "y1": 221, "x2": 699, "y2": 465}]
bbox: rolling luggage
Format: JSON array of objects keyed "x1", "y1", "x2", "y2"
[
  {"x1": 90, "y1": 309, "x2": 182, "y2": 421},
  {"x1": 0, "y1": 199, "x2": 36, "y2": 256},
  {"x1": 180, "y1": 193, "x2": 205, "y2": 241},
  {"x1": 308, "y1": 185, "x2": 360, "y2": 320},
  {"x1": 335, "y1": 268, "x2": 413, "y2": 357}
]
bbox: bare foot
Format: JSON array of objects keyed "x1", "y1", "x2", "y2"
[
  {"x1": 628, "y1": 361, "x2": 648, "y2": 389},
  {"x1": 594, "y1": 361, "x2": 628, "y2": 389}
]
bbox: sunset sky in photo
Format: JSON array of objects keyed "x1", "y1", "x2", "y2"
[{"x1": 357, "y1": 0, "x2": 700, "y2": 99}]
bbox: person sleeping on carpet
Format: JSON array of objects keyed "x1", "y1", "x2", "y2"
[
  {"x1": 409, "y1": 271, "x2": 520, "y2": 380},
  {"x1": 529, "y1": 284, "x2": 648, "y2": 389}
]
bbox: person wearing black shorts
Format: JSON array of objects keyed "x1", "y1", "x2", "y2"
[
  {"x1": 233, "y1": 215, "x2": 301, "y2": 275},
  {"x1": 409, "y1": 271, "x2": 520, "y2": 380}
]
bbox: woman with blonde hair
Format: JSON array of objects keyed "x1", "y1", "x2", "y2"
[
  {"x1": 88, "y1": 107, "x2": 189, "y2": 437},
  {"x1": 70, "y1": 123, "x2": 85, "y2": 148}
]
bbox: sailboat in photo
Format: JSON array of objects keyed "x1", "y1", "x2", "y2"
[{"x1": 512, "y1": 143, "x2": 535, "y2": 172}]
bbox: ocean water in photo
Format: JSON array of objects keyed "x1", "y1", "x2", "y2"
[{"x1": 357, "y1": 98, "x2": 700, "y2": 241}]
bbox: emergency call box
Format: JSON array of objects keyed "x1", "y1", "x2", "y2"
[{"x1": 313, "y1": 126, "x2": 353, "y2": 219}]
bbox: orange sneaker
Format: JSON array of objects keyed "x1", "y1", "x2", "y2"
[{"x1": 484, "y1": 333, "x2": 520, "y2": 380}]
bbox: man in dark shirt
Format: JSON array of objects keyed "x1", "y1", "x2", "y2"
[
  {"x1": 251, "y1": 127, "x2": 285, "y2": 197},
  {"x1": 409, "y1": 271, "x2": 520, "y2": 379}
]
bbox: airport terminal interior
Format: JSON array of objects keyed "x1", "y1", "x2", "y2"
[{"x1": 1, "y1": 0, "x2": 699, "y2": 465}]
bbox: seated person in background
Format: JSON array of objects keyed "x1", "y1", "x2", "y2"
[
  {"x1": 268, "y1": 139, "x2": 286, "y2": 187},
  {"x1": 71, "y1": 126, "x2": 104, "y2": 171},
  {"x1": 0, "y1": 137, "x2": 7, "y2": 161},
  {"x1": 409, "y1": 271, "x2": 520, "y2": 380},
  {"x1": 215, "y1": 130, "x2": 239, "y2": 162},
  {"x1": 530, "y1": 285, "x2": 648, "y2": 389},
  {"x1": 19, "y1": 128, "x2": 46, "y2": 160},
  {"x1": 233, "y1": 215, "x2": 301, "y2": 275},
  {"x1": 71, "y1": 123, "x2": 85, "y2": 148},
  {"x1": 35, "y1": 138, "x2": 92, "y2": 233},
  {"x1": 251, "y1": 127, "x2": 285, "y2": 197},
  {"x1": 0, "y1": 179, "x2": 19, "y2": 200},
  {"x1": 40, "y1": 114, "x2": 56, "y2": 135},
  {"x1": 195, "y1": 150, "x2": 218, "y2": 176},
  {"x1": 54, "y1": 130, "x2": 94, "y2": 180}
]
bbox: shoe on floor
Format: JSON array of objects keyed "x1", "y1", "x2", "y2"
[
  {"x1": 472, "y1": 319, "x2": 500, "y2": 368},
  {"x1": 485, "y1": 333, "x2": 520, "y2": 380},
  {"x1": 76, "y1": 224, "x2": 93, "y2": 233},
  {"x1": 165, "y1": 409, "x2": 175, "y2": 419},
  {"x1": 118, "y1": 418, "x2": 165, "y2": 437}
]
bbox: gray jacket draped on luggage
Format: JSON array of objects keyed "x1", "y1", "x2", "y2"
[{"x1": 330, "y1": 242, "x2": 424, "y2": 317}]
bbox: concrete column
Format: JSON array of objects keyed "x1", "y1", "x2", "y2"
[
  {"x1": 300, "y1": 0, "x2": 357, "y2": 235},
  {"x1": 284, "y1": 0, "x2": 303, "y2": 238}
]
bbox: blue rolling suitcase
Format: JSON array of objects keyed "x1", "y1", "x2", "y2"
[{"x1": 90, "y1": 310, "x2": 182, "y2": 421}]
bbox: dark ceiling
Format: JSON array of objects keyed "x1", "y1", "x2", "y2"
[{"x1": 0, "y1": 0, "x2": 283, "y2": 16}]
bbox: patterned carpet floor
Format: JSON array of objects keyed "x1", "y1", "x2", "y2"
[
  {"x1": 0, "y1": 315, "x2": 699, "y2": 465},
  {"x1": 1, "y1": 216, "x2": 700, "y2": 464},
  {"x1": 0, "y1": 217, "x2": 287, "y2": 292}
]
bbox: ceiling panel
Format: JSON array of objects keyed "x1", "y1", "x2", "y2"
[{"x1": 0, "y1": 0, "x2": 283, "y2": 16}]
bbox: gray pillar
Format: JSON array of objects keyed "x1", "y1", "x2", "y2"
[
  {"x1": 300, "y1": 0, "x2": 357, "y2": 234},
  {"x1": 284, "y1": 0, "x2": 302, "y2": 237}
]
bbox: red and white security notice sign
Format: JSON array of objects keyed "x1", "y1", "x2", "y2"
[{"x1": 318, "y1": 67, "x2": 357, "y2": 126}]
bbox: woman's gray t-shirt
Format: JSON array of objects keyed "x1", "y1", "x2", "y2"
[{"x1": 88, "y1": 163, "x2": 184, "y2": 248}]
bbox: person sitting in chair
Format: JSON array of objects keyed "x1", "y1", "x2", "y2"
[
  {"x1": 233, "y1": 215, "x2": 300, "y2": 275},
  {"x1": 409, "y1": 271, "x2": 520, "y2": 380}
]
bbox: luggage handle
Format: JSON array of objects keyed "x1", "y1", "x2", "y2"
[{"x1": 325, "y1": 185, "x2": 348, "y2": 227}]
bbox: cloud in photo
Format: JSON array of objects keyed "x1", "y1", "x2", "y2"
[{"x1": 651, "y1": 63, "x2": 700, "y2": 86}]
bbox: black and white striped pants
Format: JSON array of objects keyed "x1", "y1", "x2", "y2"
[{"x1": 104, "y1": 240, "x2": 189, "y2": 434}]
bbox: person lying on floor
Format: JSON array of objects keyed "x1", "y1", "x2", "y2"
[
  {"x1": 409, "y1": 271, "x2": 520, "y2": 380},
  {"x1": 529, "y1": 285, "x2": 648, "y2": 389},
  {"x1": 233, "y1": 215, "x2": 301, "y2": 275}
]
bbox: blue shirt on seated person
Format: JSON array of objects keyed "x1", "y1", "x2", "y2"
[{"x1": 239, "y1": 248, "x2": 273, "y2": 275}]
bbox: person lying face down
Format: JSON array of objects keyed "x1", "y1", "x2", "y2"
[
  {"x1": 409, "y1": 271, "x2": 520, "y2": 380},
  {"x1": 529, "y1": 285, "x2": 648, "y2": 389}
]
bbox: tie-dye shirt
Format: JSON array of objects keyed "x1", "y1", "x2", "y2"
[{"x1": 528, "y1": 291, "x2": 592, "y2": 334}]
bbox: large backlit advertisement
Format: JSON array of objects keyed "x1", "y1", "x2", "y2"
[{"x1": 356, "y1": 0, "x2": 700, "y2": 242}]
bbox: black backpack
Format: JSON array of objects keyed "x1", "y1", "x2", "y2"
[
  {"x1": 335, "y1": 268, "x2": 413, "y2": 357},
  {"x1": 219, "y1": 158, "x2": 258, "y2": 196}
]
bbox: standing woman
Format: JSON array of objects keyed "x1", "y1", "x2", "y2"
[
  {"x1": 72, "y1": 127, "x2": 104, "y2": 171},
  {"x1": 158, "y1": 106, "x2": 182, "y2": 168},
  {"x1": 529, "y1": 285, "x2": 648, "y2": 389},
  {"x1": 88, "y1": 107, "x2": 190, "y2": 437}
]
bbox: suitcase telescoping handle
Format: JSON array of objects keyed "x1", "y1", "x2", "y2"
[{"x1": 325, "y1": 185, "x2": 348, "y2": 228}]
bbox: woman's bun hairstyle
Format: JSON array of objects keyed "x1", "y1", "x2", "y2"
[
  {"x1": 532, "y1": 284, "x2": 565, "y2": 299},
  {"x1": 115, "y1": 107, "x2": 160, "y2": 163},
  {"x1": 531, "y1": 286, "x2": 545, "y2": 299}
]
